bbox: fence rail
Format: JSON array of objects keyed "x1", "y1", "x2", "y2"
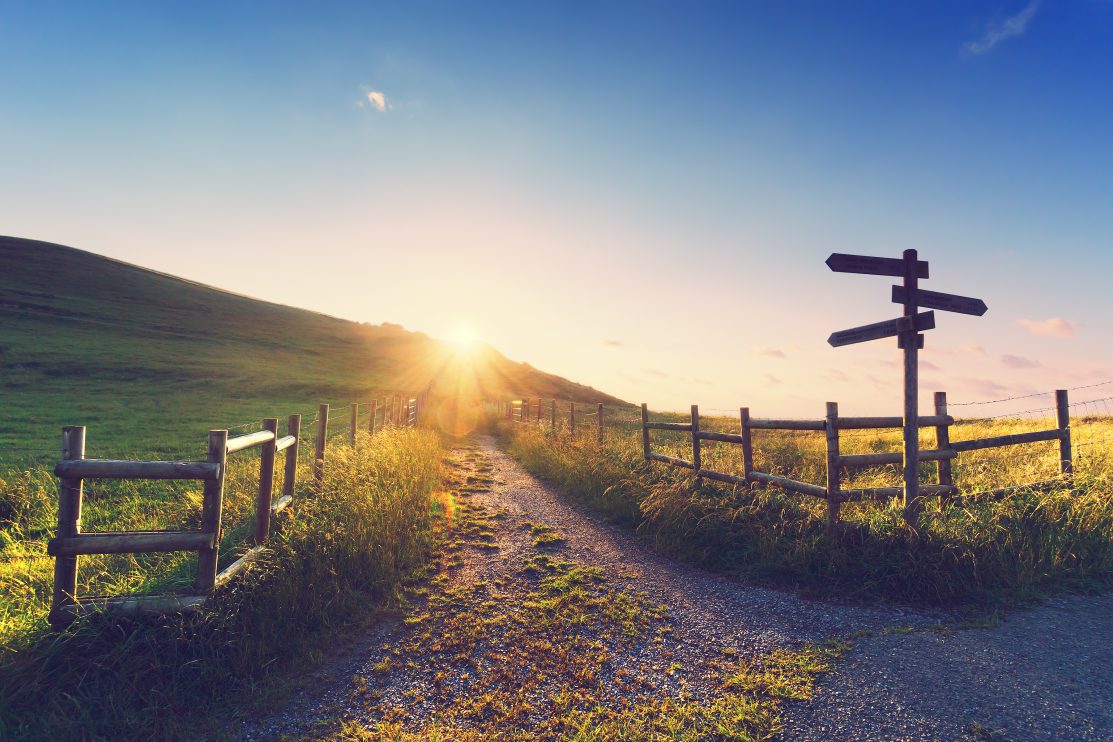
[
  {"x1": 641, "y1": 389, "x2": 1075, "y2": 530},
  {"x1": 46, "y1": 391, "x2": 429, "y2": 629}
]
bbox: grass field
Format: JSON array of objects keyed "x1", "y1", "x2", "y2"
[{"x1": 501, "y1": 411, "x2": 1113, "y2": 608}]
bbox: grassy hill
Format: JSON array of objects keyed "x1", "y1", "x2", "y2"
[{"x1": 0, "y1": 236, "x2": 622, "y2": 462}]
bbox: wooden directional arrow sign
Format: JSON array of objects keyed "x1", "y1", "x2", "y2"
[
  {"x1": 891, "y1": 286, "x2": 987, "y2": 316},
  {"x1": 828, "y1": 311, "x2": 936, "y2": 347},
  {"x1": 826, "y1": 252, "x2": 929, "y2": 279}
]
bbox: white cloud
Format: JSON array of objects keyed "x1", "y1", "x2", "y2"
[
  {"x1": 752, "y1": 347, "x2": 786, "y2": 358},
  {"x1": 366, "y1": 90, "x2": 388, "y2": 111},
  {"x1": 1018, "y1": 317, "x2": 1077, "y2": 337},
  {"x1": 963, "y1": 1, "x2": 1040, "y2": 55}
]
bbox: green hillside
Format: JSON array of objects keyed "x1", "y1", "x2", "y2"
[{"x1": 0, "y1": 236, "x2": 622, "y2": 462}]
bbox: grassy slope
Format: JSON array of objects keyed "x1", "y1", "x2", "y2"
[{"x1": 0, "y1": 235, "x2": 622, "y2": 461}]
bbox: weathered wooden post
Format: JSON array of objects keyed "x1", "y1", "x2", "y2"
[
  {"x1": 313, "y1": 403, "x2": 328, "y2": 483},
  {"x1": 197, "y1": 429, "x2": 228, "y2": 593},
  {"x1": 899, "y1": 248, "x2": 923, "y2": 527},
  {"x1": 739, "y1": 407, "x2": 754, "y2": 483},
  {"x1": 934, "y1": 392, "x2": 953, "y2": 498},
  {"x1": 824, "y1": 402, "x2": 841, "y2": 532},
  {"x1": 640, "y1": 403, "x2": 651, "y2": 459},
  {"x1": 283, "y1": 414, "x2": 300, "y2": 500},
  {"x1": 368, "y1": 399, "x2": 377, "y2": 435},
  {"x1": 255, "y1": 418, "x2": 278, "y2": 543},
  {"x1": 349, "y1": 403, "x2": 358, "y2": 446},
  {"x1": 597, "y1": 403, "x2": 604, "y2": 444},
  {"x1": 49, "y1": 425, "x2": 85, "y2": 627},
  {"x1": 690, "y1": 405, "x2": 701, "y2": 482},
  {"x1": 1056, "y1": 389, "x2": 1073, "y2": 476},
  {"x1": 551, "y1": 399, "x2": 557, "y2": 433},
  {"x1": 569, "y1": 402, "x2": 576, "y2": 437}
]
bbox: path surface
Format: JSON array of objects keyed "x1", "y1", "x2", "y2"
[{"x1": 244, "y1": 436, "x2": 1113, "y2": 740}]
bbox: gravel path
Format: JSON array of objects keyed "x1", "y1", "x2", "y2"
[{"x1": 243, "y1": 436, "x2": 1113, "y2": 740}]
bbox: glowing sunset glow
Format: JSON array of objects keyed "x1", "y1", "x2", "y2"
[{"x1": 1, "y1": 3, "x2": 1111, "y2": 415}]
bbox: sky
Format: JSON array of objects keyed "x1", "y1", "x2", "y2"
[{"x1": 3, "y1": 1, "x2": 1113, "y2": 416}]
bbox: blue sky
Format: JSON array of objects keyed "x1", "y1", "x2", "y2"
[{"x1": 2, "y1": 1, "x2": 1112, "y2": 414}]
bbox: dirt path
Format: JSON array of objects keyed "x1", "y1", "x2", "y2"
[{"x1": 244, "y1": 437, "x2": 1113, "y2": 740}]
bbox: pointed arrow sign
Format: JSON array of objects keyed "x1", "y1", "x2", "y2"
[
  {"x1": 828, "y1": 311, "x2": 936, "y2": 347},
  {"x1": 891, "y1": 286, "x2": 987, "y2": 316},
  {"x1": 827, "y1": 252, "x2": 929, "y2": 279}
]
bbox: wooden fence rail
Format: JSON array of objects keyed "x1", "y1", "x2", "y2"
[
  {"x1": 47, "y1": 391, "x2": 427, "y2": 630},
  {"x1": 641, "y1": 389, "x2": 1074, "y2": 531}
]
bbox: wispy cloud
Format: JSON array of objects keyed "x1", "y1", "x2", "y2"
[
  {"x1": 602, "y1": 339, "x2": 624, "y2": 347},
  {"x1": 963, "y1": 1, "x2": 1040, "y2": 56},
  {"x1": 1001, "y1": 353, "x2": 1041, "y2": 369},
  {"x1": 823, "y1": 368, "x2": 849, "y2": 382},
  {"x1": 1018, "y1": 317, "x2": 1077, "y2": 337},
  {"x1": 647, "y1": 369, "x2": 669, "y2": 378},
  {"x1": 752, "y1": 347, "x2": 786, "y2": 358},
  {"x1": 764, "y1": 374, "x2": 781, "y2": 385},
  {"x1": 358, "y1": 89, "x2": 390, "y2": 111}
]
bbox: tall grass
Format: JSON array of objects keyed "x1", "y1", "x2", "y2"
[
  {"x1": 0, "y1": 427, "x2": 444, "y2": 739},
  {"x1": 502, "y1": 416, "x2": 1113, "y2": 608}
]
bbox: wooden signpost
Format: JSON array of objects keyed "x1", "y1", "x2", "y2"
[{"x1": 827, "y1": 249, "x2": 987, "y2": 528}]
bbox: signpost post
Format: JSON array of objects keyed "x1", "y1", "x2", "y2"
[{"x1": 826, "y1": 250, "x2": 987, "y2": 529}]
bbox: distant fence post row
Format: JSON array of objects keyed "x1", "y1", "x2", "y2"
[
  {"x1": 641, "y1": 389, "x2": 1074, "y2": 530},
  {"x1": 498, "y1": 398, "x2": 605, "y2": 443},
  {"x1": 47, "y1": 392, "x2": 428, "y2": 630}
]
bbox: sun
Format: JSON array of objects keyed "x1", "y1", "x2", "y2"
[{"x1": 450, "y1": 323, "x2": 480, "y2": 350}]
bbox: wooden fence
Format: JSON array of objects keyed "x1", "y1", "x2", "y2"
[
  {"x1": 641, "y1": 390, "x2": 1074, "y2": 529},
  {"x1": 47, "y1": 394, "x2": 424, "y2": 629},
  {"x1": 500, "y1": 398, "x2": 607, "y2": 443}
]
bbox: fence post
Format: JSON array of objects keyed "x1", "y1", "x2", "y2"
[
  {"x1": 507, "y1": 400, "x2": 512, "y2": 420},
  {"x1": 824, "y1": 402, "x2": 841, "y2": 532},
  {"x1": 690, "y1": 405, "x2": 701, "y2": 482},
  {"x1": 597, "y1": 403, "x2": 604, "y2": 443},
  {"x1": 49, "y1": 425, "x2": 85, "y2": 628},
  {"x1": 551, "y1": 399, "x2": 557, "y2": 433},
  {"x1": 313, "y1": 403, "x2": 328, "y2": 484},
  {"x1": 368, "y1": 399, "x2": 377, "y2": 436},
  {"x1": 739, "y1": 407, "x2": 754, "y2": 483},
  {"x1": 934, "y1": 392, "x2": 953, "y2": 500},
  {"x1": 1056, "y1": 389, "x2": 1073, "y2": 477},
  {"x1": 283, "y1": 414, "x2": 300, "y2": 500},
  {"x1": 640, "y1": 403, "x2": 650, "y2": 459},
  {"x1": 349, "y1": 403, "x2": 358, "y2": 446},
  {"x1": 255, "y1": 418, "x2": 278, "y2": 543},
  {"x1": 569, "y1": 402, "x2": 576, "y2": 437},
  {"x1": 197, "y1": 429, "x2": 228, "y2": 593}
]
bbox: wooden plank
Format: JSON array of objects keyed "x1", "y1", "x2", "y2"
[
  {"x1": 901, "y1": 248, "x2": 923, "y2": 528},
  {"x1": 368, "y1": 399, "x2": 377, "y2": 435},
  {"x1": 1056, "y1": 389, "x2": 1073, "y2": 476},
  {"x1": 825, "y1": 402, "x2": 841, "y2": 531},
  {"x1": 275, "y1": 434, "x2": 296, "y2": 452},
  {"x1": 957, "y1": 478, "x2": 1067, "y2": 501},
  {"x1": 749, "y1": 471, "x2": 828, "y2": 499},
  {"x1": 950, "y1": 428, "x2": 1061, "y2": 452},
  {"x1": 934, "y1": 392, "x2": 953, "y2": 500},
  {"x1": 826, "y1": 252, "x2": 929, "y2": 278},
  {"x1": 739, "y1": 407, "x2": 754, "y2": 480},
  {"x1": 254, "y1": 418, "x2": 278, "y2": 544},
  {"x1": 227, "y1": 430, "x2": 276, "y2": 454},
  {"x1": 748, "y1": 419, "x2": 825, "y2": 431},
  {"x1": 213, "y1": 545, "x2": 268, "y2": 591},
  {"x1": 839, "y1": 484, "x2": 954, "y2": 502},
  {"x1": 696, "y1": 431, "x2": 744, "y2": 443},
  {"x1": 837, "y1": 448, "x2": 956, "y2": 467},
  {"x1": 694, "y1": 468, "x2": 748, "y2": 487},
  {"x1": 283, "y1": 414, "x2": 300, "y2": 500},
  {"x1": 644, "y1": 421, "x2": 694, "y2": 431},
  {"x1": 892, "y1": 285, "x2": 987, "y2": 316},
  {"x1": 690, "y1": 405, "x2": 701, "y2": 480},
  {"x1": 49, "y1": 530, "x2": 213, "y2": 556},
  {"x1": 55, "y1": 459, "x2": 221, "y2": 480},
  {"x1": 647, "y1": 452, "x2": 695, "y2": 469},
  {"x1": 828, "y1": 311, "x2": 935, "y2": 348},
  {"x1": 640, "y1": 404, "x2": 651, "y2": 459},
  {"x1": 196, "y1": 430, "x2": 228, "y2": 593},
  {"x1": 836, "y1": 415, "x2": 953, "y2": 429},
  {"x1": 50, "y1": 425, "x2": 84, "y2": 630},
  {"x1": 50, "y1": 594, "x2": 208, "y2": 626}
]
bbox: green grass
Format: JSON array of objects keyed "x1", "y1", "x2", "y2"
[
  {"x1": 0, "y1": 427, "x2": 445, "y2": 739},
  {"x1": 501, "y1": 415, "x2": 1113, "y2": 608}
]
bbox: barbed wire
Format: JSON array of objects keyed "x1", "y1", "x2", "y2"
[{"x1": 949, "y1": 378, "x2": 1113, "y2": 407}]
